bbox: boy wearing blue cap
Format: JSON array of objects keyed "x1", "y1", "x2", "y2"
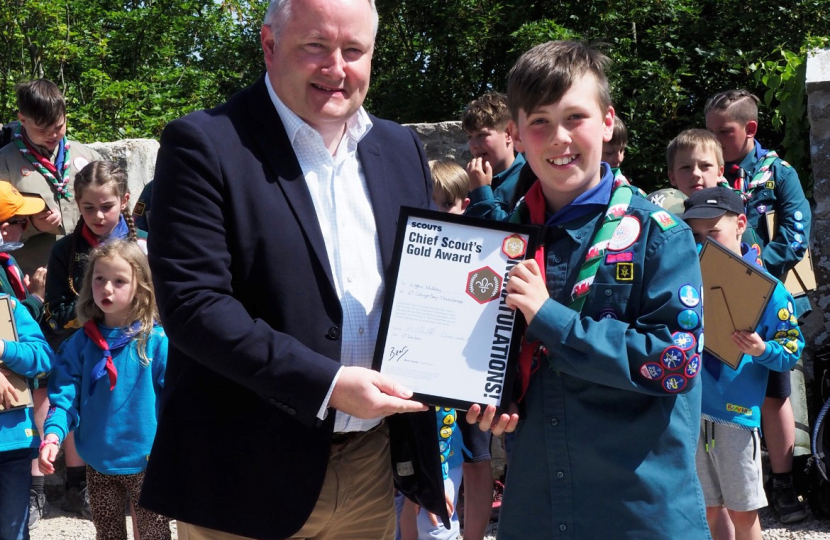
[{"x1": 682, "y1": 186, "x2": 803, "y2": 540}]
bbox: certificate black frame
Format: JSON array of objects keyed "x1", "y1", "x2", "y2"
[{"x1": 373, "y1": 206, "x2": 541, "y2": 411}]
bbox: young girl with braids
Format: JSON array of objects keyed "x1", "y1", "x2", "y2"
[
  {"x1": 42, "y1": 160, "x2": 145, "y2": 518},
  {"x1": 38, "y1": 240, "x2": 170, "y2": 539}
]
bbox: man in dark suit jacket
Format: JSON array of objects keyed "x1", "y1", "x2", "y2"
[{"x1": 139, "y1": 0, "x2": 447, "y2": 538}]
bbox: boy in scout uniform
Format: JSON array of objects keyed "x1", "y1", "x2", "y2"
[
  {"x1": 0, "y1": 79, "x2": 101, "y2": 276},
  {"x1": 467, "y1": 40, "x2": 710, "y2": 539},
  {"x1": 706, "y1": 89, "x2": 811, "y2": 523}
]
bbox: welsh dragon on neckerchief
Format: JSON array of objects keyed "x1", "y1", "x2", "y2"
[
  {"x1": 84, "y1": 320, "x2": 141, "y2": 395},
  {"x1": 509, "y1": 174, "x2": 638, "y2": 400},
  {"x1": 13, "y1": 124, "x2": 72, "y2": 200}
]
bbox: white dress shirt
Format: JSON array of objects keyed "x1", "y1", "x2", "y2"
[{"x1": 266, "y1": 75, "x2": 384, "y2": 432}]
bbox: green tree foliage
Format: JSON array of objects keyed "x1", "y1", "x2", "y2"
[
  {"x1": 0, "y1": 0, "x2": 266, "y2": 142},
  {"x1": 1, "y1": 0, "x2": 827, "y2": 192}
]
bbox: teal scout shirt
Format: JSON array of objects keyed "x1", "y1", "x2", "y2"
[
  {"x1": 498, "y1": 166, "x2": 710, "y2": 540},
  {"x1": 465, "y1": 153, "x2": 527, "y2": 221}
]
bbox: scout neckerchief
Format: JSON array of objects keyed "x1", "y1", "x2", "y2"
[
  {"x1": 0, "y1": 254, "x2": 27, "y2": 300},
  {"x1": 85, "y1": 320, "x2": 141, "y2": 394},
  {"x1": 13, "y1": 125, "x2": 71, "y2": 200},
  {"x1": 510, "y1": 174, "x2": 637, "y2": 400},
  {"x1": 719, "y1": 144, "x2": 778, "y2": 204},
  {"x1": 80, "y1": 215, "x2": 130, "y2": 248}
]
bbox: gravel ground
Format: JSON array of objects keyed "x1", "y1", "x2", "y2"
[{"x1": 26, "y1": 506, "x2": 830, "y2": 539}]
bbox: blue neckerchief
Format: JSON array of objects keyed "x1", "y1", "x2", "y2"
[
  {"x1": 545, "y1": 163, "x2": 614, "y2": 227},
  {"x1": 107, "y1": 215, "x2": 130, "y2": 241},
  {"x1": 54, "y1": 138, "x2": 66, "y2": 179}
]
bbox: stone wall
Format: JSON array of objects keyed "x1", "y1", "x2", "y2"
[{"x1": 807, "y1": 47, "x2": 830, "y2": 351}]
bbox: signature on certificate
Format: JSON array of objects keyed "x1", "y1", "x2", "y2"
[{"x1": 387, "y1": 345, "x2": 410, "y2": 362}]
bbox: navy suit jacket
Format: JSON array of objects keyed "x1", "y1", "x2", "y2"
[{"x1": 140, "y1": 75, "x2": 447, "y2": 539}]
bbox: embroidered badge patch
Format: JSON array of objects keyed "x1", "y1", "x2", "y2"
[
  {"x1": 698, "y1": 332, "x2": 705, "y2": 353},
  {"x1": 685, "y1": 354, "x2": 701, "y2": 378},
  {"x1": 640, "y1": 363, "x2": 665, "y2": 380},
  {"x1": 795, "y1": 211, "x2": 804, "y2": 221},
  {"x1": 20, "y1": 167, "x2": 30, "y2": 177},
  {"x1": 615, "y1": 262, "x2": 634, "y2": 281},
  {"x1": 672, "y1": 331, "x2": 696, "y2": 351},
  {"x1": 598, "y1": 308, "x2": 617, "y2": 320},
  {"x1": 663, "y1": 374, "x2": 687, "y2": 393},
  {"x1": 661, "y1": 346, "x2": 686, "y2": 370},
  {"x1": 650, "y1": 210, "x2": 679, "y2": 231},
  {"x1": 678, "y1": 285, "x2": 700, "y2": 308},
  {"x1": 777, "y1": 308, "x2": 790, "y2": 321},
  {"x1": 608, "y1": 216, "x2": 641, "y2": 252},
  {"x1": 501, "y1": 234, "x2": 527, "y2": 259},
  {"x1": 765, "y1": 181, "x2": 775, "y2": 190},
  {"x1": 677, "y1": 309, "x2": 700, "y2": 330},
  {"x1": 605, "y1": 251, "x2": 634, "y2": 264},
  {"x1": 133, "y1": 201, "x2": 146, "y2": 217}
]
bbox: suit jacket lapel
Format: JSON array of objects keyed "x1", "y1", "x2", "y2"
[
  {"x1": 245, "y1": 76, "x2": 336, "y2": 292},
  {"x1": 358, "y1": 139, "x2": 396, "y2": 270}
]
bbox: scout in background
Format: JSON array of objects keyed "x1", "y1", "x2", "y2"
[
  {"x1": 0, "y1": 79, "x2": 101, "y2": 277},
  {"x1": 462, "y1": 92, "x2": 527, "y2": 221},
  {"x1": 39, "y1": 240, "x2": 170, "y2": 540},
  {"x1": 683, "y1": 187, "x2": 803, "y2": 540},
  {"x1": 132, "y1": 181, "x2": 152, "y2": 234},
  {"x1": 0, "y1": 290, "x2": 54, "y2": 540},
  {"x1": 42, "y1": 160, "x2": 144, "y2": 520},
  {"x1": 466, "y1": 40, "x2": 710, "y2": 539},
  {"x1": 0, "y1": 182, "x2": 52, "y2": 530},
  {"x1": 396, "y1": 159, "x2": 469, "y2": 540},
  {"x1": 602, "y1": 115, "x2": 628, "y2": 173},
  {"x1": 706, "y1": 89, "x2": 811, "y2": 524}
]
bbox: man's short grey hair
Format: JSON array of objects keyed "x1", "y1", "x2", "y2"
[{"x1": 264, "y1": 0, "x2": 379, "y2": 45}]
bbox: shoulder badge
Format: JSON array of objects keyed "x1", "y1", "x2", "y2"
[{"x1": 650, "y1": 210, "x2": 679, "y2": 232}]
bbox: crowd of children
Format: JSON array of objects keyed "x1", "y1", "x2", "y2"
[
  {"x1": 0, "y1": 36, "x2": 818, "y2": 540},
  {"x1": 0, "y1": 79, "x2": 167, "y2": 540}
]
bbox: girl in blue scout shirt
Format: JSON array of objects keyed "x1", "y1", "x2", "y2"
[
  {"x1": 39, "y1": 240, "x2": 170, "y2": 540},
  {"x1": 43, "y1": 160, "x2": 145, "y2": 518},
  {"x1": 0, "y1": 297, "x2": 54, "y2": 540}
]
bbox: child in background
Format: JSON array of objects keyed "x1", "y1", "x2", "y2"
[
  {"x1": 463, "y1": 92, "x2": 527, "y2": 221},
  {"x1": 42, "y1": 160, "x2": 144, "y2": 519},
  {"x1": 0, "y1": 294, "x2": 53, "y2": 540},
  {"x1": 429, "y1": 161, "x2": 470, "y2": 214},
  {"x1": 45, "y1": 161, "x2": 145, "y2": 343},
  {"x1": 682, "y1": 187, "x2": 803, "y2": 540},
  {"x1": 0, "y1": 182, "x2": 52, "y2": 529},
  {"x1": 667, "y1": 129, "x2": 725, "y2": 196},
  {"x1": 0, "y1": 79, "x2": 101, "y2": 277},
  {"x1": 466, "y1": 40, "x2": 710, "y2": 539},
  {"x1": 706, "y1": 90, "x2": 811, "y2": 523},
  {"x1": 602, "y1": 116, "x2": 628, "y2": 173},
  {"x1": 396, "y1": 159, "x2": 468, "y2": 540},
  {"x1": 39, "y1": 240, "x2": 170, "y2": 540}
]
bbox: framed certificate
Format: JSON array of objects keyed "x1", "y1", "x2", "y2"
[
  {"x1": 0, "y1": 295, "x2": 33, "y2": 412},
  {"x1": 698, "y1": 238, "x2": 777, "y2": 369},
  {"x1": 373, "y1": 207, "x2": 540, "y2": 411}
]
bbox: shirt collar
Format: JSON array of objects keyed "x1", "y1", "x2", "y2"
[
  {"x1": 265, "y1": 73, "x2": 373, "y2": 149},
  {"x1": 545, "y1": 163, "x2": 614, "y2": 227}
]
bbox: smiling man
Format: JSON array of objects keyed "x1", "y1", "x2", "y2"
[{"x1": 139, "y1": 1, "x2": 446, "y2": 539}]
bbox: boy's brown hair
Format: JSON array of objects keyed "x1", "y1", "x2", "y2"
[
  {"x1": 507, "y1": 40, "x2": 612, "y2": 121},
  {"x1": 15, "y1": 79, "x2": 66, "y2": 128},
  {"x1": 703, "y1": 89, "x2": 760, "y2": 124},
  {"x1": 429, "y1": 160, "x2": 468, "y2": 204},
  {"x1": 609, "y1": 116, "x2": 628, "y2": 147},
  {"x1": 666, "y1": 129, "x2": 724, "y2": 171},
  {"x1": 461, "y1": 92, "x2": 511, "y2": 133}
]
